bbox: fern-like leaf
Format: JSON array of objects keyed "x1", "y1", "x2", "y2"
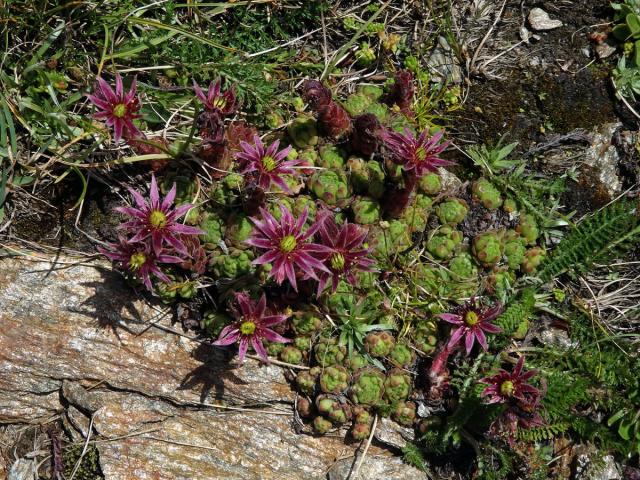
[
  {"x1": 517, "y1": 423, "x2": 569, "y2": 442},
  {"x1": 538, "y1": 198, "x2": 639, "y2": 282},
  {"x1": 494, "y1": 288, "x2": 536, "y2": 335}
]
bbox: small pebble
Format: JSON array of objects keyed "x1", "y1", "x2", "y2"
[{"x1": 528, "y1": 8, "x2": 563, "y2": 31}]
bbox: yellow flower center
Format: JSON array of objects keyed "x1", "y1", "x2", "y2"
[
  {"x1": 280, "y1": 235, "x2": 297, "y2": 253},
  {"x1": 330, "y1": 252, "x2": 345, "y2": 271},
  {"x1": 240, "y1": 321, "x2": 256, "y2": 335},
  {"x1": 464, "y1": 311, "x2": 479, "y2": 326},
  {"x1": 500, "y1": 380, "x2": 515, "y2": 396},
  {"x1": 149, "y1": 210, "x2": 168, "y2": 229},
  {"x1": 113, "y1": 103, "x2": 127, "y2": 118},
  {"x1": 213, "y1": 97, "x2": 227, "y2": 109},
  {"x1": 262, "y1": 155, "x2": 277, "y2": 172},
  {"x1": 129, "y1": 252, "x2": 146, "y2": 270},
  {"x1": 415, "y1": 146, "x2": 427, "y2": 161}
]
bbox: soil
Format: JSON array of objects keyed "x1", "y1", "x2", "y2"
[{"x1": 456, "y1": 0, "x2": 620, "y2": 148}]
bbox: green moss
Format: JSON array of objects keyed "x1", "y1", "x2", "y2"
[{"x1": 63, "y1": 444, "x2": 103, "y2": 480}]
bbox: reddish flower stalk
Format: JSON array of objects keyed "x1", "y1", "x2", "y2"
[
  {"x1": 384, "y1": 70, "x2": 415, "y2": 113},
  {"x1": 245, "y1": 204, "x2": 332, "y2": 291},
  {"x1": 426, "y1": 344, "x2": 454, "y2": 401},
  {"x1": 303, "y1": 80, "x2": 351, "y2": 138},
  {"x1": 98, "y1": 238, "x2": 182, "y2": 291},
  {"x1": 314, "y1": 210, "x2": 375, "y2": 295},
  {"x1": 437, "y1": 298, "x2": 503, "y2": 355},
  {"x1": 350, "y1": 113, "x2": 382, "y2": 157},
  {"x1": 213, "y1": 292, "x2": 290, "y2": 362},
  {"x1": 382, "y1": 170, "x2": 418, "y2": 218},
  {"x1": 236, "y1": 135, "x2": 304, "y2": 193},
  {"x1": 115, "y1": 175, "x2": 203, "y2": 256},
  {"x1": 87, "y1": 74, "x2": 142, "y2": 142}
]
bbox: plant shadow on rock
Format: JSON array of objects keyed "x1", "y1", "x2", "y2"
[
  {"x1": 178, "y1": 341, "x2": 247, "y2": 404},
  {"x1": 74, "y1": 269, "x2": 147, "y2": 336}
]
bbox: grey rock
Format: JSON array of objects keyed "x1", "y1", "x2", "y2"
[
  {"x1": 528, "y1": 8, "x2": 563, "y2": 31},
  {"x1": 374, "y1": 416, "x2": 415, "y2": 450},
  {"x1": 573, "y1": 448, "x2": 622, "y2": 480},
  {"x1": 7, "y1": 459, "x2": 36, "y2": 480},
  {"x1": 583, "y1": 123, "x2": 626, "y2": 198},
  {"x1": 327, "y1": 454, "x2": 426, "y2": 480},
  {"x1": 427, "y1": 36, "x2": 463, "y2": 84},
  {"x1": 0, "y1": 257, "x2": 423, "y2": 480}
]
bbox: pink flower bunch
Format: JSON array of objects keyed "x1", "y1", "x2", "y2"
[{"x1": 99, "y1": 175, "x2": 203, "y2": 291}]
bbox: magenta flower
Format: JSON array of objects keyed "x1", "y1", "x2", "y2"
[
  {"x1": 245, "y1": 204, "x2": 332, "y2": 291},
  {"x1": 213, "y1": 292, "x2": 290, "y2": 362},
  {"x1": 115, "y1": 175, "x2": 203, "y2": 257},
  {"x1": 382, "y1": 127, "x2": 453, "y2": 178},
  {"x1": 236, "y1": 135, "x2": 304, "y2": 193},
  {"x1": 87, "y1": 74, "x2": 141, "y2": 142},
  {"x1": 315, "y1": 211, "x2": 375, "y2": 295},
  {"x1": 437, "y1": 298, "x2": 502, "y2": 355},
  {"x1": 479, "y1": 356, "x2": 540, "y2": 405},
  {"x1": 98, "y1": 238, "x2": 182, "y2": 291},
  {"x1": 193, "y1": 79, "x2": 238, "y2": 116}
]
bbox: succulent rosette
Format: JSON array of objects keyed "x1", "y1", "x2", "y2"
[
  {"x1": 437, "y1": 298, "x2": 503, "y2": 355},
  {"x1": 115, "y1": 175, "x2": 203, "y2": 256},
  {"x1": 213, "y1": 292, "x2": 290, "y2": 362},
  {"x1": 246, "y1": 204, "x2": 332, "y2": 291},
  {"x1": 236, "y1": 135, "x2": 304, "y2": 193},
  {"x1": 87, "y1": 74, "x2": 141, "y2": 142}
]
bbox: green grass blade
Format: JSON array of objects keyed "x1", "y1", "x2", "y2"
[
  {"x1": 126, "y1": 18, "x2": 245, "y2": 55},
  {"x1": 0, "y1": 94, "x2": 17, "y2": 160}
]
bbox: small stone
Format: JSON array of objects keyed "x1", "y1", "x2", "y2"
[
  {"x1": 374, "y1": 417, "x2": 415, "y2": 450},
  {"x1": 528, "y1": 8, "x2": 562, "y2": 31},
  {"x1": 595, "y1": 42, "x2": 617, "y2": 59}
]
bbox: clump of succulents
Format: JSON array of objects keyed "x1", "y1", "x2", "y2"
[
  {"x1": 349, "y1": 368, "x2": 385, "y2": 405},
  {"x1": 427, "y1": 225, "x2": 463, "y2": 260},
  {"x1": 288, "y1": 116, "x2": 319, "y2": 148},
  {"x1": 96, "y1": 70, "x2": 562, "y2": 468},
  {"x1": 364, "y1": 330, "x2": 396, "y2": 357},
  {"x1": 389, "y1": 343, "x2": 415, "y2": 367},
  {"x1": 280, "y1": 345, "x2": 303, "y2": 364},
  {"x1": 418, "y1": 172, "x2": 442, "y2": 195},
  {"x1": 516, "y1": 213, "x2": 539, "y2": 245},
  {"x1": 319, "y1": 365, "x2": 350, "y2": 393},
  {"x1": 522, "y1": 246, "x2": 546, "y2": 273},
  {"x1": 503, "y1": 231, "x2": 527, "y2": 270},
  {"x1": 383, "y1": 369, "x2": 412, "y2": 403},
  {"x1": 413, "y1": 319, "x2": 439, "y2": 355},
  {"x1": 472, "y1": 177, "x2": 503, "y2": 210},
  {"x1": 436, "y1": 198, "x2": 468, "y2": 225},
  {"x1": 392, "y1": 401, "x2": 417, "y2": 427},
  {"x1": 308, "y1": 170, "x2": 351, "y2": 206},
  {"x1": 352, "y1": 197, "x2": 381, "y2": 225},
  {"x1": 473, "y1": 230, "x2": 504, "y2": 267},
  {"x1": 314, "y1": 338, "x2": 347, "y2": 367}
]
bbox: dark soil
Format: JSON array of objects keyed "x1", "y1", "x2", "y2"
[{"x1": 456, "y1": 0, "x2": 619, "y2": 148}]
